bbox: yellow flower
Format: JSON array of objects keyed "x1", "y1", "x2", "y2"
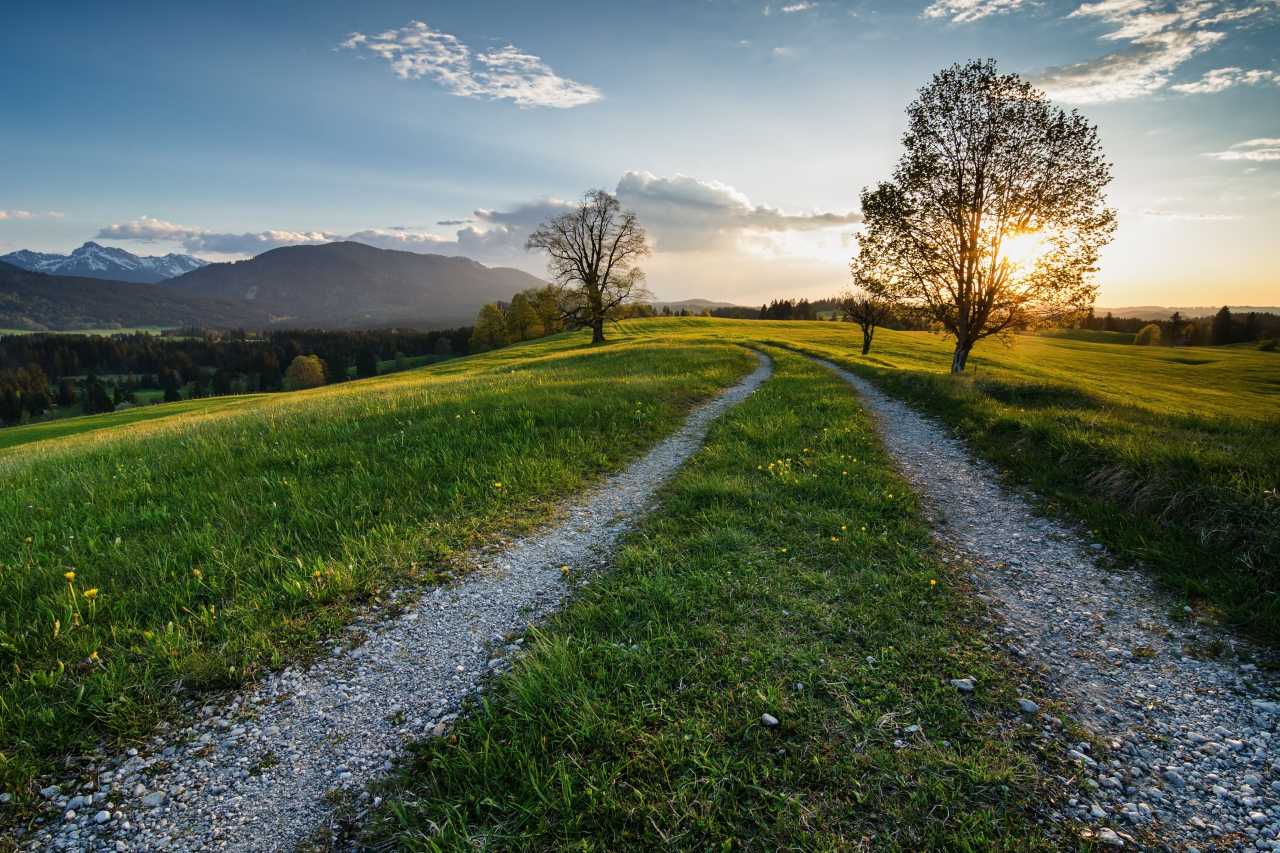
[
  {"x1": 64, "y1": 570, "x2": 76, "y2": 583},
  {"x1": 83, "y1": 588, "x2": 99, "y2": 600},
  {"x1": 841, "y1": 525, "x2": 847, "y2": 531},
  {"x1": 493, "y1": 481, "x2": 503, "y2": 489},
  {"x1": 312, "y1": 569, "x2": 321, "y2": 579},
  {"x1": 929, "y1": 579, "x2": 937, "y2": 587},
  {"x1": 830, "y1": 536, "x2": 840, "y2": 542},
  {"x1": 89, "y1": 650, "x2": 100, "y2": 662},
  {"x1": 560, "y1": 565, "x2": 570, "y2": 575},
  {"x1": 143, "y1": 630, "x2": 154, "y2": 641},
  {"x1": 192, "y1": 568, "x2": 202, "y2": 579}
]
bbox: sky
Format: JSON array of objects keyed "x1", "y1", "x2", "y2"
[{"x1": 2, "y1": 0, "x2": 1277, "y2": 307}]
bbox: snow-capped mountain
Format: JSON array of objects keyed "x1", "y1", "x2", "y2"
[{"x1": 0, "y1": 241, "x2": 208, "y2": 283}]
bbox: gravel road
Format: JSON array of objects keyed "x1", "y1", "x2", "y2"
[
  {"x1": 22, "y1": 352, "x2": 772, "y2": 853},
  {"x1": 814, "y1": 356, "x2": 1279, "y2": 852}
]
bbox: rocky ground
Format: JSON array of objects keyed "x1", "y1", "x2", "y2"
[
  {"x1": 814, "y1": 356, "x2": 1279, "y2": 852},
  {"x1": 15, "y1": 355, "x2": 772, "y2": 852}
]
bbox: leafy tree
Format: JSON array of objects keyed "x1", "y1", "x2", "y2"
[
  {"x1": 1211, "y1": 306, "x2": 1234, "y2": 346},
  {"x1": 470, "y1": 304, "x2": 509, "y2": 352},
  {"x1": 505, "y1": 292, "x2": 542, "y2": 343},
  {"x1": 858, "y1": 59, "x2": 1116, "y2": 373},
  {"x1": 57, "y1": 379, "x2": 78, "y2": 407},
  {"x1": 83, "y1": 376, "x2": 114, "y2": 414},
  {"x1": 283, "y1": 355, "x2": 326, "y2": 391},
  {"x1": 433, "y1": 336, "x2": 453, "y2": 356},
  {"x1": 1135, "y1": 323, "x2": 1162, "y2": 346},
  {"x1": 528, "y1": 286, "x2": 564, "y2": 336},
  {"x1": 526, "y1": 189, "x2": 651, "y2": 344},
  {"x1": 212, "y1": 369, "x2": 234, "y2": 396},
  {"x1": 0, "y1": 389, "x2": 22, "y2": 425}
]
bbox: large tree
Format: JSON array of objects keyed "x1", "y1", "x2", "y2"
[
  {"x1": 858, "y1": 59, "x2": 1116, "y2": 373},
  {"x1": 526, "y1": 190, "x2": 650, "y2": 344}
]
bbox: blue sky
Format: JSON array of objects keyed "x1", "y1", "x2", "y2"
[{"x1": 2, "y1": 0, "x2": 1277, "y2": 305}]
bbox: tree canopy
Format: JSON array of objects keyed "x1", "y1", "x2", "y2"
[{"x1": 857, "y1": 59, "x2": 1116, "y2": 372}]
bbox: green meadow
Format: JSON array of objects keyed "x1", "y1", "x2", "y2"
[{"x1": 0, "y1": 315, "x2": 1275, "y2": 833}]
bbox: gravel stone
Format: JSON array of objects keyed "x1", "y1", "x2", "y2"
[
  {"x1": 815, "y1": 357, "x2": 1280, "y2": 851},
  {"x1": 19, "y1": 353, "x2": 772, "y2": 852}
]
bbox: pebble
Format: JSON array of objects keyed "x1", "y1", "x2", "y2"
[
  {"x1": 1017, "y1": 698, "x2": 1039, "y2": 714},
  {"x1": 761, "y1": 713, "x2": 780, "y2": 728},
  {"x1": 949, "y1": 678, "x2": 976, "y2": 693}
]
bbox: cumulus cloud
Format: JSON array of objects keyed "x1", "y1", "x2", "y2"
[
  {"x1": 1034, "y1": 1, "x2": 1271, "y2": 103},
  {"x1": 0, "y1": 210, "x2": 35, "y2": 220},
  {"x1": 1170, "y1": 65, "x2": 1279, "y2": 93},
  {"x1": 97, "y1": 174, "x2": 860, "y2": 273},
  {"x1": 1203, "y1": 137, "x2": 1280, "y2": 161},
  {"x1": 922, "y1": 0, "x2": 1028, "y2": 23},
  {"x1": 339, "y1": 21, "x2": 601, "y2": 109},
  {"x1": 615, "y1": 171, "x2": 860, "y2": 251},
  {"x1": 781, "y1": 2, "x2": 817, "y2": 12}
]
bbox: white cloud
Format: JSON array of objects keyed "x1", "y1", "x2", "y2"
[
  {"x1": 339, "y1": 21, "x2": 601, "y2": 109},
  {"x1": 1035, "y1": 1, "x2": 1272, "y2": 103},
  {"x1": 922, "y1": 0, "x2": 1028, "y2": 23},
  {"x1": 0, "y1": 210, "x2": 65, "y2": 221},
  {"x1": 1140, "y1": 208, "x2": 1241, "y2": 220},
  {"x1": 781, "y1": 2, "x2": 817, "y2": 12},
  {"x1": 96, "y1": 174, "x2": 860, "y2": 275},
  {"x1": 1203, "y1": 138, "x2": 1280, "y2": 161},
  {"x1": 1170, "y1": 65, "x2": 1279, "y2": 93},
  {"x1": 615, "y1": 171, "x2": 860, "y2": 251},
  {"x1": 771, "y1": 46, "x2": 796, "y2": 57}
]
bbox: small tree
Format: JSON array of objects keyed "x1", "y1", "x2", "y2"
[
  {"x1": 526, "y1": 190, "x2": 650, "y2": 344},
  {"x1": 859, "y1": 59, "x2": 1116, "y2": 373},
  {"x1": 842, "y1": 254, "x2": 903, "y2": 355},
  {"x1": 283, "y1": 355, "x2": 326, "y2": 390},
  {"x1": 504, "y1": 292, "x2": 542, "y2": 343},
  {"x1": 1135, "y1": 323, "x2": 1162, "y2": 346}
]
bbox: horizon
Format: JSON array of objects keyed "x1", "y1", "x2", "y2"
[{"x1": 3, "y1": 1, "x2": 1278, "y2": 306}]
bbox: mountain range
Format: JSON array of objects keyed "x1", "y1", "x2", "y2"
[
  {"x1": 1, "y1": 241, "x2": 208, "y2": 284},
  {"x1": 1097, "y1": 305, "x2": 1280, "y2": 321},
  {"x1": 0, "y1": 241, "x2": 546, "y2": 331}
]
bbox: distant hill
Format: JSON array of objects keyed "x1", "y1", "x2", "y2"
[
  {"x1": 1099, "y1": 305, "x2": 1280, "y2": 321},
  {"x1": 653, "y1": 298, "x2": 747, "y2": 312},
  {"x1": 168, "y1": 241, "x2": 545, "y2": 328},
  {"x1": 0, "y1": 261, "x2": 267, "y2": 331},
  {"x1": 1, "y1": 241, "x2": 207, "y2": 284}
]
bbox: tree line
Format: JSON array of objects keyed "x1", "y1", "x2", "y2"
[{"x1": 0, "y1": 327, "x2": 473, "y2": 426}]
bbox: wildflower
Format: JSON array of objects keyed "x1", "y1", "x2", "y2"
[
  {"x1": 560, "y1": 565, "x2": 570, "y2": 575},
  {"x1": 64, "y1": 570, "x2": 76, "y2": 583},
  {"x1": 841, "y1": 525, "x2": 847, "y2": 532},
  {"x1": 493, "y1": 481, "x2": 504, "y2": 490},
  {"x1": 143, "y1": 630, "x2": 154, "y2": 641},
  {"x1": 192, "y1": 568, "x2": 202, "y2": 579},
  {"x1": 842, "y1": 470, "x2": 848, "y2": 476},
  {"x1": 929, "y1": 579, "x2": 937, "y2": 587},
  {"x1": 83, "y1": 588, "x2": 99, "y2": 600},
  {"x1": 312, "y1": 569, "x2": 321, "y2": 579},
  {"x1": 89, "y1": 650, "x2": 100, "y2": 663},
  {"x1": 830, "y1": 536, "x2": 840, "y2": 543}
]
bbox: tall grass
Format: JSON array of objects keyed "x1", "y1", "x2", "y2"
[{"x1": 0, "y1": 338, "x2": 753, "y2": 797}]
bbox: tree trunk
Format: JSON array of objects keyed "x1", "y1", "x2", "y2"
[
  {"x1": 861, "y1": 328, "x2": 872, "y2": 355},
  {"x1": 591, "y1": 315, "x2": 605, "y2": 344},
  {"x1": 950, "y1": 342, "x2": 972, "y2": 373}
]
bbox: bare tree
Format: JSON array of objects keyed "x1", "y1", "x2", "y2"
[
  {"x1": 526, "y1": 190, "x2": 651, "y2": 344},
  {"x1": 839, "y1": 256, "x2": 901, "y2": 355},
  {"x1": 859, "y1": 59, "x2": 1116, "y2": 373}
]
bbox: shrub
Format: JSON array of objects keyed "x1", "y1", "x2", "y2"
[
  {"x1": 1259, "y1": 339, "x2": 1277, "y2": 352},
  {"x1": 283, "y1": 354, "x2": 327, "y2": 390},
  {"x1": 1134, "y1": 323, "x2": 1162, "y2": 346}
]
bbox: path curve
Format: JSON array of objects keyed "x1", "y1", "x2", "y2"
[
  {"x1": 26, "y1": 352, "x2": 773, "y2": 853},
  {"x1": 814, "y1": 356, "x2": 1279, "y2": 852}
]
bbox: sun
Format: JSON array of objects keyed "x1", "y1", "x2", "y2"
[{"x1": 1001, "y1": 229, "x2": 1047, "y2": 269}]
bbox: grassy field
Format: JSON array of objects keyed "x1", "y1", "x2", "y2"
[
  {"x1": 0, "y1": 336, "x2": 753, "y2": 800},
  {"x1": 620, "y1": 319, "x2": 1280, "y2": 643},
  {"x1": 357, "y1": 349, "x2": 1066, "y2": 850},
  {"x1": 0, "y1": 395, "x2": 263, "y2": 452}
]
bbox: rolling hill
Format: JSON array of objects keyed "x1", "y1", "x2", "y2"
[
  {"x1": 168, "y1": 241, "x2": 546, "y2": 328},
  {"x1": 0, "y1": 261, "x2": 267, "y2": 331}
]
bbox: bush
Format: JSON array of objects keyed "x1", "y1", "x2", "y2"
[
  {"x1": 1259, "y1": 339, "x2": 1277, "y2": 352},
  {"x1": 1134, "y1": 323, "x2": 1162, "y2": 346},
  {"x1": 283, "y1": 354, "x2": 327, "y2": 390}
]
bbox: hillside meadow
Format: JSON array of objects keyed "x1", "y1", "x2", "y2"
[{"x1": 0, "y1": 316, "x2": 1276, "y2": 820}]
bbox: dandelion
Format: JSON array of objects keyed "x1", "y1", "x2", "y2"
[
  {"x1": 493, "y1": 481, "x2": 504, "y2": 490},
  {"x1": 89, "y1": 650, "x2": 100, "y2": 663},
  {"x1": 192, "y1": 568, "x2": 203, "y2": 579},
  {"x1": 83, "y1": 588, "x2": 99, "y2": 600},
  {"x1": 312, "y1": 570, "x2": 321, "y2": 579},
  {"x1": 929, "y1": 579, "x2": 937, "y2": 587},
  {"x1": 560, "y1": 565, "x2": 570, "y2": 575},
  {"x1": 64, "y1": 570, "x2": 76, "y2": 583}
]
